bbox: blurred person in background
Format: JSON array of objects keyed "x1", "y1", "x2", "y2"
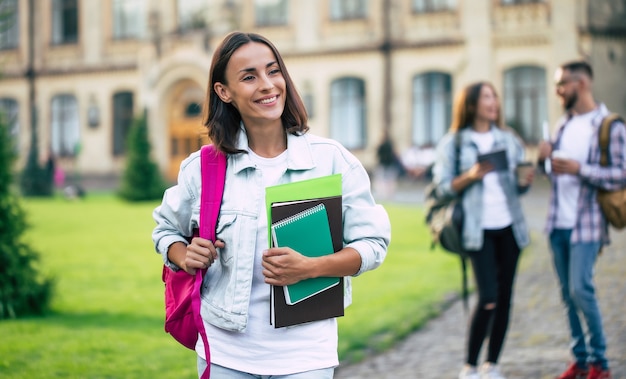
[
  {"x1": 431, "y1": 81, "x2": 533, "y2": 379},
  {"x1": 538, "y1": 60, "x2": 625, "y2": 379}
]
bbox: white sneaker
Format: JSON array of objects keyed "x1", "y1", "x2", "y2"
[
  {"x1": 458, "y1": 366, "x2": 480, "y2": 379},
  {"x1": 479, "y1": 363, "x2": 507, "y2": 379}
]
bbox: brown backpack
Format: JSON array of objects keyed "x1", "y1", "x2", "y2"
[{"x1": 596, "y1": 113, "x2": 626, "y2": 229}]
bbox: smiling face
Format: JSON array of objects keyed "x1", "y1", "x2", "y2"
[
  {"x1": 475, "y1": 84, "x2": 499, "y2": 124},
  {"x1": 213, "y1": 41, "x2": 286, "y2": 129}
]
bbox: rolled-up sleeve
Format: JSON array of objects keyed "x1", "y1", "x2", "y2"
[
  {"x1": 580, "y1": 120, "x2": 626, "y2": 191},
  {"x1": 341, "y1": 162, "x2": 391, "y2": 276}
]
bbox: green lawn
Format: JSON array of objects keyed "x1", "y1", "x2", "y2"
[{"x1": 0, "y1": 194, "x2": 462, "y2": 378}]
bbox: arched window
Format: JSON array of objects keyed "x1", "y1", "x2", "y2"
[
  {"x1": 412, "y1": 72, "x2": 452, "y2": 146},
  {"x1": 503, "y1": 66, "x2": 547, "y2": 144},
  {"x1": 0, "y1": 98, "x2": 19, "y2": 152},
  {"x1": 330, "y1": 77, "x2": 366, "y2": 149},
  {"x1": 50, "y1": 94, "x2": 79, "y2": 157},
  {"x1": 185, "y1": 102, "x2": 201, "y2": 118},
  {"x1": 112, "y1": 92, "x2": 134, "y2": 156}
]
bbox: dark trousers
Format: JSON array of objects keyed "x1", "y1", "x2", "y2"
[{"x1": 465, "y1": 226, "x2": 521, "y2": 366}]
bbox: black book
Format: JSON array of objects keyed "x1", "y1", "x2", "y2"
[{"x1": 269, "y1": 195, "x2": 344, "y2": 328}]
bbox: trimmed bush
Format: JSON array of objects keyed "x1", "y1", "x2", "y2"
[{"x1": 118, "y1": 113, "x2": 167, "y2": 201}]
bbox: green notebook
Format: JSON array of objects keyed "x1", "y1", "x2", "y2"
[{"x1": 270, "y1": 203, "x2": 340, "y2": 305}]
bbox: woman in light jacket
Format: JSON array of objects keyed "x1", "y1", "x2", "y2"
[
  {"x1": 152, "y1": 31, "x2": 390, "y2": 378},
  {"x1": 432, "y1": 82, "x2": 533, "y2": 379}
]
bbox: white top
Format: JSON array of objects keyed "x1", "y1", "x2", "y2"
[
  {"x1": 554, "y1": 109, "x2": 598, "y2": 228},
  {"x1": 201, "y1": 148, "x2": 338, "y2": 375},
  {"x1": 470, "y1": 130, "x2": 512, "y2": 229}
]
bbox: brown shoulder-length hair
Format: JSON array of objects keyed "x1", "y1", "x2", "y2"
[
  {"x1": 449, "y1": 81, "x2": 502, "y2": 133},
  {"x1": 202, "y1": 31, "x2": 309, "y2": 154}
]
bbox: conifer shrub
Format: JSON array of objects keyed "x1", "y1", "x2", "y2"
[
  {"x1": 0, "y1": 114, "x2": 54, "y2": 319},
  {"x1": 118, "y1": 113, "x2": 167, "y2": 201}
]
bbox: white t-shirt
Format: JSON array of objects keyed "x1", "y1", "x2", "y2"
[
  {"x1": 470, "y1": 130, "x2": 512, "y2": 229},
  {"x1": 554, "y1": 110, "x2": 598, "y2": 228},
  {"x1": 201, "y1": 148, "x2": 338, "y2": 375}
]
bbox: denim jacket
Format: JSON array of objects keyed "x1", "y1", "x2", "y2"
[
  {"x1": 431, "y1": 125, "x2": 531, "y2": 251},
  {"x1": 152, "y1": 128, "x2": 391, "y2": 332}
]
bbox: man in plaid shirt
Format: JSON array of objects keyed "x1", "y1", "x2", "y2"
[{"x1": 538, "y1": 61, "x2": 626, "y2": 379}]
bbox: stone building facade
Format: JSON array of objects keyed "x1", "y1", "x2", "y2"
[{"x1": 0, "y1": 0, "x2": 624, "y2": 185}]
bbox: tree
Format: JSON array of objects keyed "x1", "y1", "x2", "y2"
[
  {"x1": 118, "y1": 113, "x2": 167, "y2": 201},
  {"x1": 0, "y1": 112, "x2": 54, "y2": 319}
]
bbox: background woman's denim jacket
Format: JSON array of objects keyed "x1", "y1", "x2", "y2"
[
  {"x1": 153, "y1": 128, "x2": 391, "y2": 332},
  {"x1": 431, "y1": 125, "x2": 531, "y2": 251}
]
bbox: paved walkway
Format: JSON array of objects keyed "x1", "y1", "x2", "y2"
[{"x1": 335, "y1": 177, "x2": 626, "y2": 379}]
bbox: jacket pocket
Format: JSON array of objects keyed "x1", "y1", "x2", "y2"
[{"x1": 216, "y1": 212, "x2": 237, "y2": 264}]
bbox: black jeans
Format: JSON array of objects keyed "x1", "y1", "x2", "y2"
[{"x1": 465, "y1": 226, "x2": 521, "y2": 366}]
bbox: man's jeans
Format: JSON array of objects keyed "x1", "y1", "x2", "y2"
[{"x1": 549, "y1": 229, "x2": 608, "y2": 369}]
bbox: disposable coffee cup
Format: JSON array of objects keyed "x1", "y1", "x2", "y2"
[
  {"x1": 551, "y1": 150, "x2": 568, "y2": 160},
  {"x1": 516, "y1": 162, "x2": 534, "y2": 187}
]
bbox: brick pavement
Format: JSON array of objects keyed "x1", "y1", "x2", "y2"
[{"x1": 335, "y1": 177, "x2": 626, "y2": 379}]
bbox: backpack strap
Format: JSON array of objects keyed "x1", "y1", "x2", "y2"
[
  {"x1": 452, "y1": 133, "x2": 470, "y2": 313},
  {"x1": 599, "y1": 113, "x2": 624, "y2": 167},
  {"x1": 194, "y1": 144, "x2": 227, "y2": 379}
]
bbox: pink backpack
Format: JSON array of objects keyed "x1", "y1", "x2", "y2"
[{"x1": 162, "y1": 145, "x2": 226, "y2": 379}]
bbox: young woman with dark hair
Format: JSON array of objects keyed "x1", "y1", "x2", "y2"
[
  {"x1": 431, "y1": 82, "x2": 534, "y2": 379},
  {"x1": 153, "y1": 32, "x2": 390, "y2": 378}
]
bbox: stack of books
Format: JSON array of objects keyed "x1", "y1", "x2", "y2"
[{"x1": 266, "y1": 174, "x2": 344, "y2": 328}]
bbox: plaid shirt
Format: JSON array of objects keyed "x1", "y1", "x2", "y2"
[{"x1": 545, "y1": 103, "x2": 626, "y2": 245}]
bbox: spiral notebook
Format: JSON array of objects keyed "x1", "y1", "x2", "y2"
[{"x1": 271, "y1": 203, "x2": 340, "y2": 305}]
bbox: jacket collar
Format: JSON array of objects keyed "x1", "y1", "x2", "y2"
[{"x1": 229, "y1": 123, "x2": 316, "y2": 174}]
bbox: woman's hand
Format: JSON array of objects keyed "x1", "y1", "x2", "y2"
[
  {"x1": 183, "y1": 238, "x2": 225, "y2": 275},
  {"x1": 452, "y1": 162, "x2": 492, "y2": 192},
  {"x1": 467, "y1": 161, "x2": 493, "y2": 181},
  {"x1": 262, "y1": 247, "x2": 313, "y2": 286}
]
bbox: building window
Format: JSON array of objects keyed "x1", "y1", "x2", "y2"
[
  {"x1": 112, "y1": 92, "x2": 134, "y2": 156},
  {"x1": 412, "y1": 72, "x2": 452, "y2": 146},
  {"x1": 500, "y1": 0, "x2": 544, "y2": 4},
  {"x1": 330, "y1": 0, "x2": 368, "y2": 20},
  {"x1": 177, "y1": 0, "x2": 207, "y2": 31},
  {"x1": 52, "y1": 0, "x2": 78, "y2": 44},
  {"x1": 51, "y1": 94, "x2": 79, "y2": 157},
  {"x1": 503, "y1": 66, "x2": 547, "y2": 144},
  {"x1": 0, "y1": 98, "x2": 19, "y2": 152},
  {"x1": 412, "y1": 0, "x2": 456, "y2": 13},
  {"x1": 255, "y1": 0, "x2": 288, "y2": 27},
  {"x1": 0, "y1": 0, "x2": 19, "y2": 50},
  {"x1": 330, "y1": 78, "x2": 366, "y2": 149},
  {"x1": 185, "y1": 102, "x2": 201, "y2": 118},
  {"x1": 112, "y1": 0, "x2": 145, "y2": 40}
]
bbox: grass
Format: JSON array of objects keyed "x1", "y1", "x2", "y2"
[{"x1": 0, "y1": 194, "x2": 463, "y2": 378}]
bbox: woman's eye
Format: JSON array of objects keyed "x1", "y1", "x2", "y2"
[
  {"x1": 269, "y1": 68, "x2": 281, "y2": 75},
  {"x1": 242, "y1": 75, "x2": 255, "y2": 81}
]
